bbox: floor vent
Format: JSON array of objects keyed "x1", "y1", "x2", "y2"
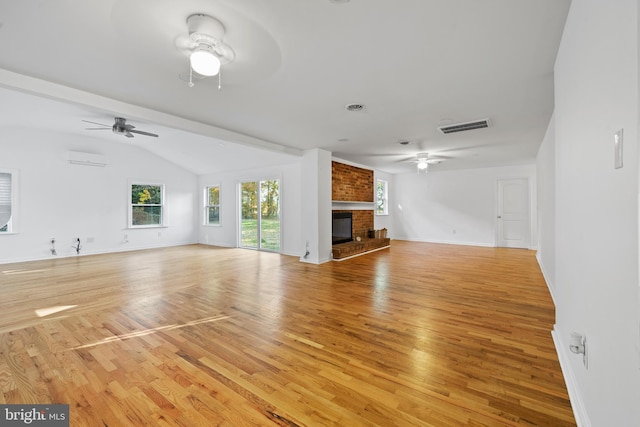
[{"x1": 438, "y1": 119, "x2": 490, "y2": 134}]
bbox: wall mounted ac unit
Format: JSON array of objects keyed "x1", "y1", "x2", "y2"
[{"x1": 67, "y1": 151, "x2": 108, "y2": 167}]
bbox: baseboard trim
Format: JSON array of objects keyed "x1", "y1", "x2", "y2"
[
  {"x1": 536, "y1": 252, "x2": 557, "y2": 307},
  {"x1": 0, "y1": 241, "x2": 198, "y2": 265},
  {"x1": 552, "y1": 328, "x2": 591, "y2": 427},
  {"x1": 299, "y1": 256, "x2": 332, "y2": 264},
  {"x1": 392, "y1": 237, "x2": 494, "y2": 248}
]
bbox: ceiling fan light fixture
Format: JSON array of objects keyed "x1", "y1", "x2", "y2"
[
  {"x1": 190, "y1": 45, "x2": 221, "y2": 76},
  {"x1": 417, "y1": 161, "x2": 429, "y2": 174}
]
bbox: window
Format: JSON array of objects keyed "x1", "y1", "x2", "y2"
[
  {"x1": 376, "y1": 179, "x2": 388, "y2": 215},
  {"x1": 130, "y1": 183, "x2": 164, "y2": 227},
  {"x1": 0, "y1": 170, "x2": 16, "y2": 233},
  {"x1": 205, "y1": 185, "x2": 220, "y2": 225}
]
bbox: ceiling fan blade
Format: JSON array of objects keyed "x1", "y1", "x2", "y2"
[
  {"x1": 174, "y1": 34, "x2": 197, "y2": 56},
  {"x1": 426, "y1": 155, "x2": 450, "y2": 162},
  {"x1": 438, "y1": 143, "x2": 500, "y2": 154},
  {"x1": 85, "y1": 127, "x2": 111, "y2": 130},
  {"x1": 214, "y1": 43, "x2": 235, "y2": 64},
  {"x1": 396, "y1": 156, "x2": 418, "y2": 163},
  {"x1": 82, "y1": 120, "x2": 110, "y2": 127},
  {"x1": 129, "y1": 129, "x2": 159, "y2": 138}
]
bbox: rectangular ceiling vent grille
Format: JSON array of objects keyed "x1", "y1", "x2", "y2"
[{"x1": 438, "y1": 119, "x2": 490, "y2": 134}]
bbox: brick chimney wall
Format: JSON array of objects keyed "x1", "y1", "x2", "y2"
[
  {"x1": 332, "y1": 161, "x2": 375, "y2": 238},
  {"x1": 332, "y1": 162, "x2": 374, "y2": 202}
]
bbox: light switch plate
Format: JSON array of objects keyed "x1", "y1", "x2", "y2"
[{"x1": 614, "y1": 129, "x2": 624, "y2": 169}]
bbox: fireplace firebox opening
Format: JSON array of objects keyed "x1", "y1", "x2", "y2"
[{"x1": 332, "y1": 212, "x2": 352, "y2": 245}]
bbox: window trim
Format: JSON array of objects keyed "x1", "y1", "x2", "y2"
[
  {"x1": 0, "y1": 169, "x2": 18, "y2": 234},
  {"x1": 376, "y1": 178, "x2": 388, "y2": 216},
  {"x1": 128, "y1": 181, "x2": 166, "y2": 228},
  {"x1": 204, "y1": 185, "x2": 221, "y2": 226}
]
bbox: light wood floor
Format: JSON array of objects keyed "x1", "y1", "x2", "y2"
[{"x1": 0, "y1": 241, "x2": 575, "y2": 426}]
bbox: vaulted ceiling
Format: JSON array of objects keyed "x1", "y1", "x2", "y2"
[{"x1": 0, "y1": 0, "x2": 571, "y2": 174}]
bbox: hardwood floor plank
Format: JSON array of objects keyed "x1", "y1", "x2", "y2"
[{"x1": 0, "y1": 242, "x2": 575, "y2": 426}]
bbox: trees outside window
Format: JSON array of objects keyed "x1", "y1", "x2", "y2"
[
  {"x1": 130, "y1": 183, "x2": 163, "y2": 227},
  {"x1": 205, "y1": 186, "x2": 220, "y2": 225},
  {"x1": 376, "y1": 179, "x2": 388, "y2": 215},
  {"x1": 240, "y1": 179, "x2": 280, "y2": 251}
]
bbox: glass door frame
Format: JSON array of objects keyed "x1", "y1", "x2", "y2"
[{"x1": 238, "y1": 177, "x2": 281, "y2": 253}]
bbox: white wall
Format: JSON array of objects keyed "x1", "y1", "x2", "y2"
[
  {"x1": 549, "y1": 0, "x2": 640, "y2": 425},
  {"x1": 393, "y1": 164, "x2": 537, "y2": 247},
  {"x1": 198, "y1": 161, "x2": 304, "y2": 258},
  {"x1": 536, "y1": 114, "x2": 556, "y2": 301},
  {"x1": 0, "y1": 127, "x2": 198, "y2": 263}
]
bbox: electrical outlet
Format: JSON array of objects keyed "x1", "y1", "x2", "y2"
[
  {"x1": 569, "y1": 332, "x2": 588, "y2": 369},
  {"x1": 614, "y1": 128, "x2": 624, "y2": 169}
]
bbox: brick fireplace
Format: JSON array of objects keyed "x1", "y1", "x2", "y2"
[
  {"x1": 332, "y1": 161, "x2": 374, "y2": 202},
  {"x1": 332, "y1": 209, "x2": 373, "y2": 240},
  {"x1": 331, "y1": 161, "x2": 389, "y2": 260},
  {"x1": 331, "y1": 161, "x2": 375, "y2": 236}
]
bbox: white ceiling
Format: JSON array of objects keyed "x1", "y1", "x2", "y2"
[{"x1": 0, "y1": 0, "x2": 571, "y2": 174}]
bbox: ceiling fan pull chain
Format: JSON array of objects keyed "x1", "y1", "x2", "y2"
[
  {"x1": 188, "y1": 67, "x2": 195, "y2": 88},
  {"x1": 218, "y1": 67, "x2": 222, "y2": 91}
]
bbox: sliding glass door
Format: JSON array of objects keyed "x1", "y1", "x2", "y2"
[{"x1": 240, "y1": 179, "x2": 280, "y2": 252}]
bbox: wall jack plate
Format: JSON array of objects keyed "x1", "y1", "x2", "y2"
[
  {"x1": 614, "y1": 128, "x2": 624, "y2": 169},
  {"x1": 570, "y1": 332, "x2": 588, "y2": 369}
]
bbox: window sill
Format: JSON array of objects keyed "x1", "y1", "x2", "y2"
[{"x1": 127, "y1": 225, "x2": 169, "y2": 230}]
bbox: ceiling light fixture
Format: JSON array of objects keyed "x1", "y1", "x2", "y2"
[
  {"x1": 417, "y1": 159, "x2": 429, "y2": 174},
  {"x1": 190, "y1": 44, "x2": 221, "y2": 76},
  {"x1": 414, "y1": 153, "x2": 445, "y2": 174},
  {"x1": 176, "y1": 14, "x2": 235, "y2": 88}
]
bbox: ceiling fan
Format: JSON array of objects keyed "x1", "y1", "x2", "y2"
[
  {"x1": 175, "y1": 14, "x2": 235, "y2": 87},
  {"x1": 412, "y1": 152, "x2": 446, "y2": 163},
  {"x1": 83, "y1": 117, "x2": 158, "y2": 138},
  {"x1": 412, "y1": 153, "x2": 446, "y2": 172}
]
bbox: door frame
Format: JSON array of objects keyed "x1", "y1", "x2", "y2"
[
  {"x1": 495, "y1": 177, "x2": 531, "y2": 249},
  {"x1": 237, "y1": 176, "x2": 282, "y2": 253}
]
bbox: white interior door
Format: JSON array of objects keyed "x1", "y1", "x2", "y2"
[{"x1": 497, "y1": 178, "x2": 530, "y2": 248}]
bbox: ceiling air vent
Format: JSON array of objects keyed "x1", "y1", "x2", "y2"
[
  {"x1": 345, "y1": 103, "x2": 365, "y2": 112},
  {"x1": 438, "y1": 119, "x2": 490, "y2": 134}
]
